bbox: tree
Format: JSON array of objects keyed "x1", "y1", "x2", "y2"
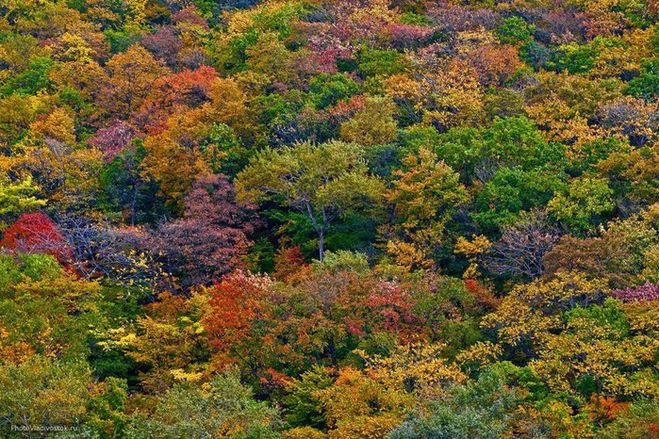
[
  {"x1": 473, "y1": 167, "x2": 565, "y2": 233},
  {"x1": 339, "y1": 96, "x2": 398, "y2": 147},
  {"x1": 57, "y1": 215, "x2": 169, "y2": 289},
  {"x1": 0, "y1": 212, "x2": 71, "y2": 262},
  {"x1": 283, "y1": 365, "x2": 333, "y2": 430},
  {"x1": 609, "y1": 284, "x2": 659, "y2": 302},
  {"x1": 384, "y1": 148, "x2": 469, "y2": 268},
  {"x1": 483, "y1": 211, "x2": 561, "y2": 279},
  {"x1": 547, "y1": 176, "x2": 615, "y2": 233},
  {"x1": 308, "y1": 73, "x2": 360, "y2": 110},
  {"x1": 542, "y1": 210, "x2": 658, "y2": 288},
  {"x1": 389, "y1": 363, "x2": 534, "y2": 439},
  {"x1": 0, "y1": 176, "x2": 45, "y2": 219},
  {"x1": 87, "y1": 120, "x2": 135, "y2": 163},
  {"x1": 133, "y1": 66, "x2": 218, "y2": 133},
  {"x1": 149, "y1": 174, "x2": 259, "y2": 287},
  {"x1": 97, "y1": 45, "x2": 169, "y2": 119},
  {"x1": 0, "y1": 253, "x2": 101, "y2": 362},
  {"x1": 103, "y1": 291, "x2": 210, "y2": 393},
  {"x1": 140, "y1": 132, "x2": 208, "y2": 209},
  {"x1": 0, "y1": 356, "x2": 93, "y2": 434},
  {"x1": 141, "y1": 26, "x2": 183, "y2": 68},
  {"x1": 481, "y1": 271, "x2": 608, "y2": 354},
  {"x1": 125, "y1": 368, "x2": 281, "y2": 438},
  {"x1": 496, "y1": 17, "x2": 535, "y2": 46},
  {"x1": 236, "y1": 141, "x2": 384, "y2": 260}
]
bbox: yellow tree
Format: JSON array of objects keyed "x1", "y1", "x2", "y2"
[
  {"x1": 98, "y1": 45, "x2": 169, "y2": 119},
  {"x1": 385, "y1": 148, "x2": 469, "y2": 269},
  {"x1": 340, "y1": 96, "x2": 398, "y2": 147}
]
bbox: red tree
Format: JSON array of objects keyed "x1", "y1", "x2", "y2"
[
  {"x1": 87, "y1": 120, "x2": 135, "y2": 162},
  {"x1": 149, "y1": 174, "x2": 259, "y2": 287},
  {"x1": 0, "y1": 212, "x2": 72, "y2": 262},
  {"x1": 133, "y1": 66, "x2": 218, "y2": 133}
]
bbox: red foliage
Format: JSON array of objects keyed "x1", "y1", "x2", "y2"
[
  {"x1": 133, "y1": 66, "x2": 218, "y2": 133},
  {"x1": 87, "y1": 120, "x2": 135, "y2": 162},
  {"x1": 149, "y1": 174, "x2": 259, "y2": 287},
  {"x1": 258, "y1": 367, "x2": 293, "y2": 393},
  {"x1": 274, "y1": 246, "x2": 309, "y2": 282},
  {"x1": 588, "y1": 394, "x2": 630, "y2": 422},
  {"x1": 364, "y1": 280, "x2": 417, "y2": 335},
  {"x1": 0, "y1": 213, "x2": 72, "y2": 262},
  {"x1": 464, "y1": 278, "x2": 500, "y2": 310},
  {"x1": 609, "y1": 283, "x2": 659, "y2": 302},
  {"x1": 203, "y1": 270, "x2": 269, "y2": 351}
]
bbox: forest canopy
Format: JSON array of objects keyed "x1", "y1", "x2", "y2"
[{"x1": 0, "y1": 0, "x2": 657, "y2": 437}]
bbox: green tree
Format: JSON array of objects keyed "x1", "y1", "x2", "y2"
[
  {"x1": 547, "y1": 176, "x2": 615, "y2": 233},
  {"x1": 473, "y1": 167, "x2": 565, "y2": 232},
  {"x1": 389, "y1": 363, "x2": 537, "y2": 439},
  {"x1": 283, "y1": 365, "x2": 333, "y2": 429},
  {"x1": 0, "y1": 175, "x2": 45, "y2": 219},
  {"x1": 357, "y1": 47, "x2": 408, "y2": 77},
  {"x1": 125, "y1": 369, "x2": 281, "y2": 438},
  {"x1": 496, "y1": 17, "x2": 535, "y2": 46},
  {"x1": 236, "y1": 141, "x2": 384, "y2": 260},
  {"x1": 308, "y1": 73, "x2": 360, "y2": 109},
  {"x1": 0, "y1": 356, "x2": 92, "y2": 434}
]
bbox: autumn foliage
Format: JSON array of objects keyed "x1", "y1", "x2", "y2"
[{"x1": 0, "y1": 0, "x2": 657, "y2": 436}]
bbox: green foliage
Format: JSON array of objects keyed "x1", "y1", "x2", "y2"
[
  {"x1": 550, "y1": 42, "x2": 599, "y2": 74},
  {"x1": 104, "y1": 30, "x2": 140, "y2": 53},
  {"x1": 340, "y1": 96, "x2": 398, "y2": 146},
  {"x1": 125, "y1": 369, "x2": 281, "y2": 438},
  {"x1": 283, "y1": 365, "x2": 333, "y2": 429},
  {"x1": 520, "y1": 41, "x2": 553, "y2": 69},
  {"x1": 236, "y1": 140, "x2": 384, "y2": 259},
  {"x1": 389, "y1": 363, "x2": 532, "y2": 439},
  {"x1": 0, "y1": 56, "x2": 53, "y2": 96},
  {"x1": 626, "y1": 58, "x2": 658, "y2": 101},
  {"x1": 496, "y1": 17, "x2": 535, "y2": 45},
  {"x1": 474, "y1": 167, "x2": 565, "y2": 232},
  {"x1": 548, "y1": 176, "x2": 615, "y2": 233},
  {"x1": 479, "y1": 117, "x2": 564, "y2": 171},
  {"x1": 312, "y1": 249, "x2": 370, "y2": 274},
  {"x1": 200, "y1": 123, "x2": 251, "y2": 177},
  {"x1": 0, "y1": 356, "x2": 92, "y2": 433},
  {"x1": 99, "y1": 144, "x2": 169, "y2": 223},
  {"x1": 358, "y1": 47, "x2": 408, "y2": 77},
  {"x1": 308, "y1": 73, "x2": 360, "y2": 109},
  {"x1": 0, "y1": 253, "x2": 101, "y2": 361}
]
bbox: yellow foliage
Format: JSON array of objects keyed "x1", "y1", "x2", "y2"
[
  {"x1": 340, "y1": 96, "x2": 398, "y2": 146},
  {"x1": 140, "y1": 132, "x2": 209, "y2": 209},
  {"x1": 29, "y1": 107, "x2": 77, "y2": 145},
  {"x1": 385, "y1": 240, "x2": 432, "y2": 272},
  {"x1": 360, "y1": 342, "x2": 467, "y2": 400},
  {"x1": 283, "y1": 427, "x2": 327, "y2": 439},
  {"x1": 455, "y1": 341, "x2": 503, "y2": 372},
  {"x1": 482, "y1": 271, "x2": 607, "y2": 346}
]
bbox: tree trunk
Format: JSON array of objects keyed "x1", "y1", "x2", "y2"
[{"x1": 318, "y1": 230, "x2": 325, "y2": 261}]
